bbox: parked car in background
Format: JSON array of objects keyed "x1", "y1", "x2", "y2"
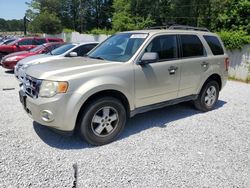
[
  {"x1": 0, "y1": 37, "x2": 64, "y2": 59},
  {"x1": 1, "y1": 42, "x2": 65, "y2": 70},
  {"x1": 0, "y1": 38, "x2": 17, "y2": 45},
  {"x1": 15, "y1": 42, "x2": 98, "y2": 81}
]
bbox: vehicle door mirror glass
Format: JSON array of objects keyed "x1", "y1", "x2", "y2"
[
  {"x1": 41, "y1": 49, "x2": 47, "y2": 53},
  {"x1": 139, "y1": 52, "x2": 159, "y2": 65},
  {"x1": 68, "y1": 52, "x2": 78, "y2": 57}
]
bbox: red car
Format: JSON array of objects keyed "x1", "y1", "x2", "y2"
[
  {"x1": 0, "y1": 37, "x2": 64, "y2": 59},
  {"x1": 1, "y1": 42, "x2": 64, "y2": 70}
]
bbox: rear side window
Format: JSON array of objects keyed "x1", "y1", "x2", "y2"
[
  {"x1": 145, "y1": 35, "x2": 178, "y2": 60},
  {"x1": 18, "y1": 39, "x2": 33, "y2": 45},
  {"x1": 180, "y1": 35, "x2": 205, "y2": 58},
  {"x1": 204, "y1": 35, "x2": 224, "y2": 55}
]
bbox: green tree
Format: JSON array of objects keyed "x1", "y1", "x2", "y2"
[
  {"x1": 28, "y1": 11, "x2": 62, "y2": 34},
  {"x1": 112, "y1": 0, "x2": 154, "y2": 31},
  {"x1": 216, "y1": 0, "x2": 250, "y2": 34},
  {"x1": 0, "y1": 18, "x2": 24, "y2": 32}
]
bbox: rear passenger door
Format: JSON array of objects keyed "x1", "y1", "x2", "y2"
[
  {"x1": 177, "y1": 34, "x2": 208, "y2": 97},
  {"x1": 134, "y1": 35, "x2": 181, "y2": 107}
]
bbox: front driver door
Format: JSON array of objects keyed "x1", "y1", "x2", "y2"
[{"x1": 134, "y1": 35, "x2": 181, "y2": 108}]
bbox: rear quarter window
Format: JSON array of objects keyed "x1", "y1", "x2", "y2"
[
  {"x1": 204, "y1": 35, "x2": 224, "y2": 55},
  {"x1": 180, "y1": 35, "x2": 205, "y2": 58}
]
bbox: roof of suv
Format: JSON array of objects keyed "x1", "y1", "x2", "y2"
[{"x1": 122, "y1": 29, "x2": 216, "y2": 36}]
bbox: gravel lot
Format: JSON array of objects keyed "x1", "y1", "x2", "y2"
[{"x1": 0, "y1": 67, "x2": 249, "y2": 188}]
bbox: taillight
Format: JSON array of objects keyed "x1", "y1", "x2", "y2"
[{"x1": 224, "y1": 57, "x2": 229, "y2": 71}]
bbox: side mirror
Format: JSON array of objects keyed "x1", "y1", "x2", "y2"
[
  {"x1": 139, "y1": 52, "x2": 159, "y2": 65},
  {"x1": 41, "y1": 50, "x2": 48, "y2": 54},
  {"x1": 15, "y1": 43, "x2": 20, "y2": 47},
  {"x1": 68, "y1": 52, "x2": 78, "y2": 57}
]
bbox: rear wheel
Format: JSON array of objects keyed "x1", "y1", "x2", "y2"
[
  {"x1": 194, "y1": 80, "x2": 219, "y2": 112},
  {"x1": 78, "y1": 97, "x2": 126, "y2": 145}
]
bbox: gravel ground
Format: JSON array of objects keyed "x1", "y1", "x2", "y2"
[{"x1": 0, "y1": 67, "x2": 249, "y2": 188}]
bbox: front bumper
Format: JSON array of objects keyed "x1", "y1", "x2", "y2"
[
  {"x1": 1, "y1": 60, "x2": 17, "y2": 70},
  {"x1": 19, "y1": 88, "x2": 82, "y2": 133},
  {"x1": 14, "y1": 65, "x2": 25, "y2": 82}
]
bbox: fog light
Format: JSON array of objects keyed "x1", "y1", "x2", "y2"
[{"x1": 41, "y1": 110, "x2": 54, "y2": 122}]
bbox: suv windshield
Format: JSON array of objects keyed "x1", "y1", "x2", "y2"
[
  {"x1": 88, "y1": 33, "x2": 148, "y2": 62},
  {"x1": 50, "y1": 43, "x2": 75, "y2": 55}
]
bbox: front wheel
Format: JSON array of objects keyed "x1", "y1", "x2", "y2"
[
  {"x1": 194, "y1": 80, "x2": 219, "y2": 112},
  {"x1": 78, "y1": 97, "x2": 127, "y2": 146}
]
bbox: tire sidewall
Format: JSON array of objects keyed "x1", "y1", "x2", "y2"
[
  {"x1": 80, "y1": 97, "x2": 126, "y2": 145},
  {"x1": 200, "y1": 81, "x2": 219, "y2": 111}
]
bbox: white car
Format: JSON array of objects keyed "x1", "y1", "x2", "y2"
[{"x1": 14, "y1": 42, "x2": 98, "y2": 81}]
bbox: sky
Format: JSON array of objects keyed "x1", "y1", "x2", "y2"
[{"x1": 0, "y1": 0, "x2": 31, "y2": 20}]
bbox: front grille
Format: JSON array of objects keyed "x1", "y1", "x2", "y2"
[{"x1": 23, "y1": 74, "x2": 41, "y2": 98}]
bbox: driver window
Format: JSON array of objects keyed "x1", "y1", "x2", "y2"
[
  {"x1": 18, "y1": 39, "x2": 33, "y2": 46},
  {"x1": 145, "y1": 35, "x2": 178, "y2": 61}
]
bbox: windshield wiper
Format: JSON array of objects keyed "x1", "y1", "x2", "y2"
[{"x1": 89, "y1": 56, "x2": 105, "y2": 60}]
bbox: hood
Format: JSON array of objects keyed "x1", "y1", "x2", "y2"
[
  {"x1": 0, "y1": 44, "x2": 13, "y2": 52},
  {"x1": 17, "y1": 54, "x2": 52, "y2": 65},
  {"x1": 26, "y1": 57, "x2": 121, "y2": 80},
  {"x1": 3, "y1": 51, "x2": 35, "y2": 60},
  {"x1": 4, "y1": 51, "x2": 29, "y2": 58}
]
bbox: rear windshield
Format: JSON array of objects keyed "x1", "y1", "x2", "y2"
[{"x1": 204, "y1": 35, "x2": 224, "y2": 55}]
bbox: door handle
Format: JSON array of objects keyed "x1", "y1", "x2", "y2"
[{"x1": 168, "y1": 66, "x2": 178, "y2": 75}]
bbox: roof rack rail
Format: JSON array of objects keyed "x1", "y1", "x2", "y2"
[
  {"x1": 168, "y1": 24, "x2": 210, "y2": 32},
  {"x1": 146, "y1": 24, "x2": 210, "y2": 32},
  {"x1": 146, "y1": 26, "x2": 169, "y2": 30}
]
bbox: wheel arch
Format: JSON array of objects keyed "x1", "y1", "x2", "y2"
[
  {"x1": 75, "y1": 89, "x2": 131, "y2": 130},
  {"x1": 199, "y1": 73, "x2": 222, "y2": 93}
]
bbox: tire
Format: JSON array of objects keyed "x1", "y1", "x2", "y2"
[
  {"x1": 78, "y1": 97, "x2": 127, "y2": 145},
  {"x1": 194, "y1": 80, "x2": 219, "y2": 112}
]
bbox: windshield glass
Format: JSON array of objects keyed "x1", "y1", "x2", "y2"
[
  {"x1": 88, "y1": 33, "x2": 148, "y2": 62},
  {"x1": 50, "y1": 43, "x2": 75, "y2": 55},
  {"x1": 29, "y1": 45, "x2": 44, "y2": 52},
  {"x1": 8, "y1": 39, "x2": 19, "y2": 45}
]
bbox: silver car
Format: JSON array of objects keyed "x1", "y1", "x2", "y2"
[
  {"x1": 14, "y1": 42, "x2": 98, "y2": 81},
  {"x1": 19, "y1": 26, "x2": 228, "y2": 145}
]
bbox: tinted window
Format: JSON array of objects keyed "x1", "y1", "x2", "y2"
[
  {"x1": 73, "y1": 44, "x2": 97, "y2": 56},
  {"x1": 34, "y1": 38, "x2": 46, "y2": 45},
  {"x1": 18, "y1": 39, "x2": 33, "y2": 45},
  {"x1": 204, "y1": 35, "x2": 224, "y2": 55},
  {"x1": 180, "y1": 35, "x2": 205, "y2": 58},
  {"x1": 145, "y1": 35, "x2": 178, "y2": 60}
]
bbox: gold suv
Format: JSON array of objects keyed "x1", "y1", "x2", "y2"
[{"x1": 19, "y1": 25, "x2": 229, "y2": 145}]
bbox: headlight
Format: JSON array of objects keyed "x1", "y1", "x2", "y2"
[
  {"x1": 39, "y1": 80, "x2": 68, "y2": 97},
  {"x1": 5, "y1": 56, "x2": 18, "y2": 62}
]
